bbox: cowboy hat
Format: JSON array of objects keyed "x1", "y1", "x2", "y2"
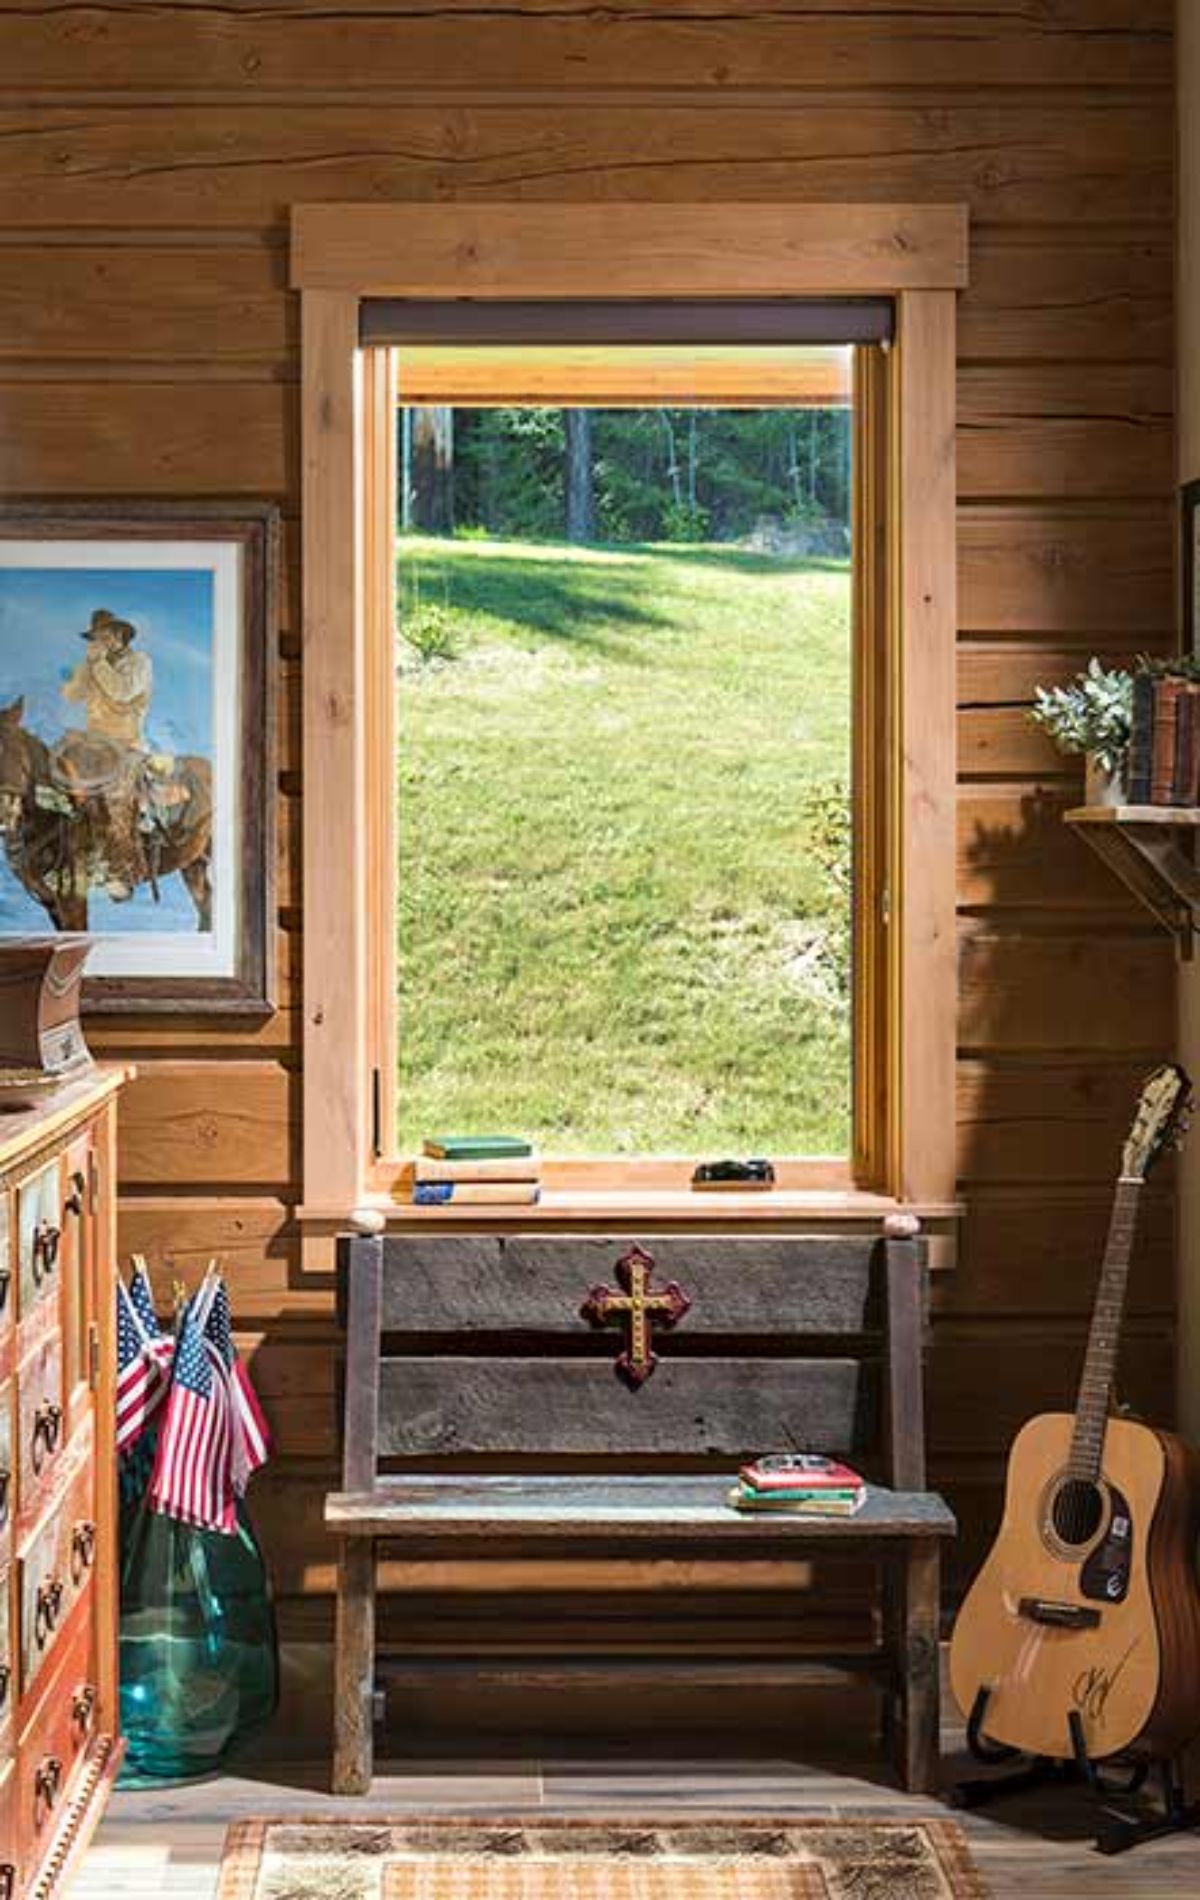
[{"x1": 79, "y1": 608, "x2": 136, "y2": 646}]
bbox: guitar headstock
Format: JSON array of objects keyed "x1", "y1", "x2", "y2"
[{"x1": 1122, "y1": 1063, "x2": 1193, "y2": 1179}]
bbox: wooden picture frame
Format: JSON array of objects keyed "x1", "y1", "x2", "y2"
[{"x1": 0, "y1": 500, "x2": 278, "y2": 1016}]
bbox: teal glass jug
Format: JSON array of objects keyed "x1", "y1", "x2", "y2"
[{"x1": 119, "y1": 1496, "x2": 279, "y2": 1785}]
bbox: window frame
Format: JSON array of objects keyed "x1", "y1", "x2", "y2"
[{"x1": 294, "y1": 202, "x2": 965, "y2": 1236}]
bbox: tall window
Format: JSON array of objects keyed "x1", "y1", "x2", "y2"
[{"x1": 386, "y1": 345, "x2": 884, "y2": 1172}]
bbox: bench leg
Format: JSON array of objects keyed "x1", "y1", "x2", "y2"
[
  {"x1": 333, "y1": 1536, "x2": 377, "y2": 1795},
  {"x1": 893, "y1": 1539, "x2": 941, "y2": 1795}
]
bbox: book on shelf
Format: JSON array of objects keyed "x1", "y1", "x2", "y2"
[
  {"x1": 412, "y1": 1181, "x2": 542, "y2": 1206},
  {"x1": 1124, "y1": 675, "x2": 1200, "y2": 809},
  {"x1": 413, "y1": 1155, "x2": 541, "y2": 1184},
  {"x1": 1127, "y1": 673, "x2": 1156, "y2": 804},
  {"x1": 422, "y1": 1136, "x2": 534, "y2": 1161},
  {"x1": 727, "y1": 1484, "x2": 866, "y2": 1518}
]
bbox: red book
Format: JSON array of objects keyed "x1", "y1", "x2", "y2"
[
  {"x1": 1151, "y1": 678, "x2": 1185, "y2": 805},
  {"x1": 740, "y1": 1455, "x2": 865, "y2": 1493}
]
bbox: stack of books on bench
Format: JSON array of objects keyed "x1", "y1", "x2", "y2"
[
  {"x1": 729, "y1": 1454, "x2": 866, "y2": 1517},
  {"x1": 410, "y1": 1135, "x2": 541, "y2": 1206}
]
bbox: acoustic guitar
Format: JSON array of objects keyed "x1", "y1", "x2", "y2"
[{"x1": 949, "y1": 1064, "x2": 1200, "y2": 1765}]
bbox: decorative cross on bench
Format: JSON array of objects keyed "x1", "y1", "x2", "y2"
[{"x1": 579, "y1": 1243, "x2": 692, "y2": 1387}]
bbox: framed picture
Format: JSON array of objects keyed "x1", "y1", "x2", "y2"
[
  {"x1": 0, "y1": 501, "x2": 278, "y2": 1014},
  {"x1": 1184, "y1": 478, "x2": 1200, "y2": 659}
]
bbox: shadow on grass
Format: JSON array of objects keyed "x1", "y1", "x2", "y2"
[
  {"x1": 636, "y1": 543, "x2": 851, "y2": 579},
  {"x1": 398, "y1": 545, "x2": 673, "y2": 657}
]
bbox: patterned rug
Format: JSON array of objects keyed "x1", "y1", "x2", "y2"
[{"x1": 217, "y1": 1818, "x2": 988, "y2": 1900}]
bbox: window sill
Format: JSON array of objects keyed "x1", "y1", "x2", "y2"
[{"x1": 298, "y1": 1186, "x2": 962, "y2": 1229}]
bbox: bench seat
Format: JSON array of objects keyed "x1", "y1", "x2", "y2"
[{"x1": 326, "y1": 1475, "x2": 956, "y2": 1542}]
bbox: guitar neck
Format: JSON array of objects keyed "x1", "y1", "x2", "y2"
[{"x1": 1067, "y1": 1175, "x2": 1142, "y2": 1481}]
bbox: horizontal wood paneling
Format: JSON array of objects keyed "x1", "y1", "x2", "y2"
[
  {"x1": 0, "y1": 102, "x2": 1170, "y2": 231},
  {"x1": 0, "y1": 1, "x2": 1171, "y2": 94},
  {"x1": 957, "y1": 924, "x2": 1173, "y2": 1052},
  {"x1": 958, "y1": 507, "x2": 1173, "y2": 633},
  {"x1": 119, "y1": 1062, "x2": 297, "y2": 1189},
  {"x1": 0, "y1": 1, "x2": 1172, "y2": 1667}
]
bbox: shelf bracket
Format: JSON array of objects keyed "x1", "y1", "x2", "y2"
[{"x1": 1066, "y1": 807, "x2": 1200, "y2": 959}]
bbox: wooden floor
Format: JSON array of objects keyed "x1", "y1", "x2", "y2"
[{"x1": 74, "y1": 1704, "x2": 1200, "y2": 1900}]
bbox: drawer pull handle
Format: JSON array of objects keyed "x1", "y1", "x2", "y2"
[
  {"x1": 0, "y1": 1266, "x2": 9, "y2": 1314},
  {"x1": 32, "y1": 1221, "x2": 60, "y2": 1286},
  {"x1": 63, "y1": 1172, "x2": 86, "y2": 1220},
  {"x1": 0, "y1": 1663, "x2": 9, "y2": 1710},
  {"x1": 70, "y1": 1519, "x2": 96, "y2": 1582},
  {"x1": 0, "y1": 1864, "x2": 14, "y2": 1900},
  {"x1": 71, "y1": 1682, "x2": 96, "y2": 1738},
  {"x1": 31, "y1": 1402, "x2": 62, "y2": 1473},
  {"x1": 34, "y1": 1576, "x2": 63, "y2": 1650},
  {"x1": 33, "y1": 1755, "x2": 62, "y2": 1826},
  {"x1": 0, "y1": 1468, "x2": 10, "y2": 1526}
]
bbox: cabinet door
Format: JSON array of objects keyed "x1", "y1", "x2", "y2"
[
  {"x1": 60, "y1": 1136, "x2": 95, "y2": 1434},
  {"x1": 16, "y1": 1163, "x2": 62, "y2": 1360},
  {"x1": 15, "y1": 1338, "x2": 63, "y2": 1533}
]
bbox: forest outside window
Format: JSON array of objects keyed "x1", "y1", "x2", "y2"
[{"x1": 373, "y1": 337, "x2": 893, "y2": 1189}]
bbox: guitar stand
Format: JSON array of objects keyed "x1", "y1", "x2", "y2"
[{"x1": 949, "y1": 1686, "x2": 1200, "y2": 1855}]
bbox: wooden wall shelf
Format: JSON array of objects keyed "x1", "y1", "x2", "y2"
[{"x1": 1066, "y1": 806, "x2": 1200, "y2": 957}]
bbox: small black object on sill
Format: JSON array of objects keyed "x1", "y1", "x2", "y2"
[{"x1": 690, "y1": 1158, "x2": 776, "y2": 1191}]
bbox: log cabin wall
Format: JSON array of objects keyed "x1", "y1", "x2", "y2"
[{"x1": 0, "y1": 1, "x2": 1175, "y2": 1738}]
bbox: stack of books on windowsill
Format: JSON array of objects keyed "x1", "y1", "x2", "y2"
[
  {"x1": 409, "y1": 1136, "x2": 541, "y2": 1206},
  {"x1": 728, "y1": 1454, "x2": 866, "y2": 1518}
]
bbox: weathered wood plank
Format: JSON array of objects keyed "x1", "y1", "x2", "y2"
[
  {"x1": 116, "y1": 1196, "x2": 326, "y2": 1321},
  {"x1": 956, "y1": 1059, "x2": 1162, "y2": 1184},
  {"x1": 958, "y1": 507, "x2": 1173, "y2": 634},
  {"x1": 957, "y1": 924, "x2": 1173, "y2": 1053},
  {"x1": 0, "y1": 243, "x2": 290, "y2": 362},
  {"x1": 377, "y1": 1236, "x2": 884, "y2": 1337},
  {"x1": 377, "y1": 1358, "x2": 876, "y2": 1459},
  {"x1": 118, "y1": 1060, "x2": 298, "y2": 1189},
  {"x1": 959, "y1": 235, "x2": 1171, "y2": 363},
  {"x1": 326, "y1": 1475, "x2": 952, "y2": 1539},
  {"x1": 956, "y1": 364, "x2": 1172, "y2": 501},
  {"x1": 956, "y1": 788, "x2": 1140, "y2": 913},
  {"x1": 927, "y1": 1323, "x2": 1175, "y2": 1455},
  {"x1": 957, "y1": 707, "x2": 1069, "y2": 780},
  {"x1": 945, "y1": 1187, "x2": 1173, "y2": 1319},
  {"x1": 0, "y1": 1, "x2": 1171, "y2": 94},
  {"x1": 957, "y1": 641, "x2": 1165, "y2": 710},
  {"x1": 0, "y1": 103, "x2": 1168, "y2": 231},
  {"x1": 0, "y1": 382, "x2": 291, "y2": 494}
]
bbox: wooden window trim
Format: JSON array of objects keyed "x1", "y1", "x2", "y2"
[{"x1": 294, "y1": 202, "x2": 966, "y2": 1235}]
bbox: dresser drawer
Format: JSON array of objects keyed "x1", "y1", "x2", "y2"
[
  {"x1": 15, "y1": 1605, "x2": 98, "y2": 1891},
  {"x1": 17, "y1": 1462, "x2": 94, "y2": 1704},
  {"x1": 16, "y1": 1164, "x2": 63, "y2": 1345},
  {"x1": 14, "y1": 1341, "x2": 63, "y2": 1527},
  {"x1": 0, "y1": 1196, "x2": 13, "y2": 1355},
  {"x1": 0, "y1": 1758, "x2": 16, "y2": 1900},
  {"x1": 0, "y1": 1566, "x2": 13, "y2": 1745},
  {"x1": 0, "y1": 1383, "x2": 12, "y2": 1567}
]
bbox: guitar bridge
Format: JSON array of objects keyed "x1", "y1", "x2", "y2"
[{"x1": 1018, "y1": 1597, "x2": 1101, "y2": 1630}]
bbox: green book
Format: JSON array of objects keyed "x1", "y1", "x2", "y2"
[{"x1": 422, "y1": 1135, "x2": 534, "y2": 1161}]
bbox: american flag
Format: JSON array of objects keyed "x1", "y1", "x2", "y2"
[
  {"x1": 207, "y1": 1277, "x2": 271, "y2": 1493},
  {"x1": 115, "y1": 1260, "x2": 173, "y2": 1454},
  {"x1": 149, "y1": 1271, "x2": 271, "y2": 1534}
]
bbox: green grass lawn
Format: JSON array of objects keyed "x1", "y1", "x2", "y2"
[{"x1": 395, "y1": 534, "x2": 852, "y2": 1156}]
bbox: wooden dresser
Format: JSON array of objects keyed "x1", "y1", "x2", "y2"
[{"x1": 0, "y1": 1069, "x2": 128, "y2": 1900}]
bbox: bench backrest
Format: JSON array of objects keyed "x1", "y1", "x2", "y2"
[{"x1": 336, "y1": 1232, "x2": 930, "y2": 1493}]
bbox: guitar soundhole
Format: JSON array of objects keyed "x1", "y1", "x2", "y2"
[{"x1": 1051, "y1": 1478, "x2": 1105, "y2": 1548}]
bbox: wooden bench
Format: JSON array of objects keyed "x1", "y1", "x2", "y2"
[{"x1": 326, "y1": 1223, "x2": 955, "y2": 1794}]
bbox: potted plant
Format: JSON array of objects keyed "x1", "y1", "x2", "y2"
[{"x1": 1029, "y1": 658, "x2": 1133, "y2": 804}]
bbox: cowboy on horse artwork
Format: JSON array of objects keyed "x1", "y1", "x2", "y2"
[{"x1": 0, "y1": 599, "x2": 214, "y2": 935}]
